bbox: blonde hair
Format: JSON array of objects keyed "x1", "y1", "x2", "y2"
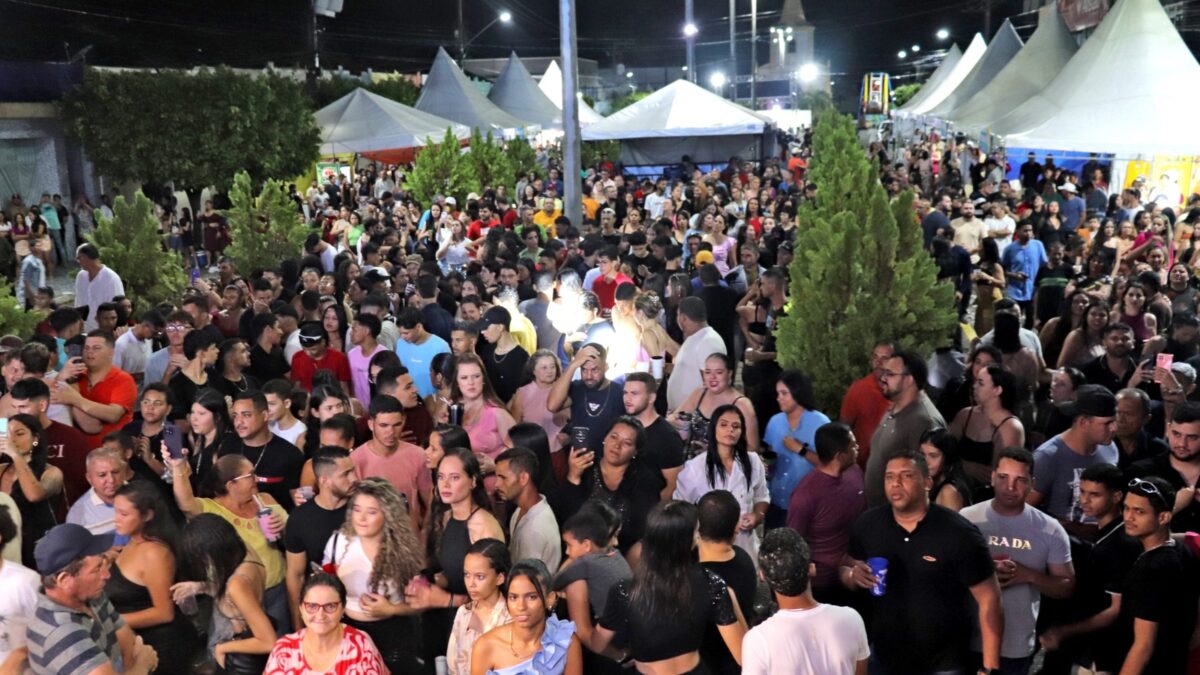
[{"x1": 340, "y1": 478, "x2": 424, "y2": 593}]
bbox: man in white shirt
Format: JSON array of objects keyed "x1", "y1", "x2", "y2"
[
  {"x1": 73, "y1": 243, "x2": 125, "y2": 331},
  {"x1": 494, "y1": 447, "x2": 561, "y2": 570},
  {"x1": 742, "y1": 527, "x2": 869, "y2": 675},
  {"x1": 644, "y1": 179, "x2": 669, "y2": 220},
  {"x1": 0, "y1": 504, "x2": 38, "y2": 673},
  {"x1": 113, "y1": 311, "x2": 163, "y2": 383},
  {"x1": 65, "y1": 448, "x2": 129, "y2": 543},
  {"x1": 667, "y1": 296, "x2": 727, "y2": 410},
  {"x1": 983, "y1": 201, "x2": 1016, "y2": 251}
]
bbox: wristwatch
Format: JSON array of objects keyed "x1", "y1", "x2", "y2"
[{"x1": 797, "y1": 442, "x2": 808, "y2": 457}]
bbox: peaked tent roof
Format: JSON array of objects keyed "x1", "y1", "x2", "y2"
[
  {"x1": 906, "y1": 34, "x2": 988, "y2": 115},
  {"x1": 538, "y1": 61, "x2": 604, "y2": 125},
  {"x1": 927, "y1": 20, "x2": 1023, "y2": 119},
  {"x1": 582, "y1": 79, "x2": 769, "y2": 141},
  {"x1": 998, "y1": 0, "x2": 1200, "y2": 154},
  {"x1": 315, "y1": 88, "x2": 470, "y2": 159},
  {"x1": 488, "y1": 53, "x2": 562, "y2": 130},
  {"x1": 896, "y1": 44, "x2": 963, "y2": 115},
  {"x1": 415, "y1": 47, "x2": 534, "y2": 135},
  {"x1": 948, "y1": 4, "x2": 1077, "y2": 132}
]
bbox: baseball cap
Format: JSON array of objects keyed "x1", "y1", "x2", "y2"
[
  {"x1": 363, "y1": 267, "x2": 391, "y2": 284},
  {"x1": 1058, "y1": 384, "x2": 1117, "y2": 418},
  {"x1": 1059, "y1": 183, "x2": 1078, "y2": 194},
  {"x1": 694, "y1": 251, "x2": 715, "y2": 266},
  {"x1": 34, "y1": 523, "x2": 113, "y2": 575},
  {"x1": 405, "y1": 254, "x2": 424, "y2": 267},
  {"x1": 475, "y1": 306, "x2": 511, "y2": 332},
  {"x1": 298, "y1": 321, "x2": 326, "y2": 345},
  {"x1": 779, "y1": 241, "x2": 795, "y2": 253}
]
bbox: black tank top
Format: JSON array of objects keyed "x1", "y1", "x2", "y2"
[
  {"x1": 438, "y1": 507, "x2": 479, "y2": 595},
  {"x1": 958, "y1": 407, "x2": 1017, "y2": 467}
]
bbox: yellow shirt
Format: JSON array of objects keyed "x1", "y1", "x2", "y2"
[
  {"x1": 509, "y1": 313, "x2": 537, "y2": 355},
  {"x1": 582, "y1": 197, "x2": 600, "y2": 221},
  {"x1": 200, "y1": 498, "x2": 287, "y2": 587},
  {"x1": 532, "y1": 210, "x2": 561, "y2": 238}
]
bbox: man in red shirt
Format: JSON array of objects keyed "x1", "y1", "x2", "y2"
[
  {"x1": 838, "y1": 339, "x2": 897, "y2": 469},
  {"x1": 497, "y1": 196, "x2": 518, "y2": 229},
  {"x1": 467, "y1": 203, "x2": 501, "y2": 240},
  {"x1": 56, "y1": 330, "x2": 137, "y2": 449},
  {"x1": 290, "y1": 321, "x2": 352, "y2": 395},
  {"x1": 590, "y1": 246, "x2": 633, "y2": 313}
]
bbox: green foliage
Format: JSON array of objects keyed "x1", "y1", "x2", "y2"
[
  {"x1": 90, "y1": 192, "x2": 187, "y2": 310},
  {"x1": 891, "y1": 83, "x2": 923, "y2": 108},
  {"x1": 459, "y1": 129, "x2": 514, "y2": 195},
  {"x1": 505, "y1": 138, "x2": 543, "y2": 183},
  {"x1": 313, "y1": 77, "x2": 421, "y2": 108},
  {"x1": 61, "y1": 67, "x2": 320, "y2": 195},
  {"x1": 0, "y1": 279, "x2": 43, "y2": 337},
  {"x1": 795, "y1": 90, "x2": 834, "y2": 113},
  {"x1": 406, "y1": 128, "x2": 472, "y2": 205},
  {"x1": 582, "y1": 141, "x2": 620, "y2": 169},
  {"x1": 608, "y1": 91, "x2": 650, "y2": 113},
  {"x1": 223, "y1": 171, "x2": 311, "y2": 276},
  {"x1": 776, "y1": 111, "x2": 956, "y2": 411}
]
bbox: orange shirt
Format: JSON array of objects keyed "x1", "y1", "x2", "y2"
[{"x1": 78, "y1": 366, "x2": 137, "y2": 447}]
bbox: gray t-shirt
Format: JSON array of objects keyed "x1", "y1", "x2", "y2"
[
  {"x1": 1033, "y1": 435, "x2": 1119, "y2": 521},
  {"x1": 553, "y1": 549, "x2": 633, "y2": 617},
  {"x1": 865, "y1": 392, "x2": 946, "y2": 507},
  {"x1": 961, "y1": 500, "x2": 1072, "y2": 658}
]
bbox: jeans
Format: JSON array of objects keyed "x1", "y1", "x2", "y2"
[
  {"x1": 49, "y1": 228, "x2": 65, "y2": 265},
  {"x1": 263, "y1": 582, "x2": 291, "y2": 635}
]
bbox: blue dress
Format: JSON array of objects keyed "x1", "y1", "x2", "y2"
[{"x1": 487, "y1": 616, "x2": 576, "y2": 675}]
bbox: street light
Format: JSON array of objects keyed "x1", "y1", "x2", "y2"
[
  {"x1": 911, "y1": 44, "x2": 920, "y2": 52},
  {"x1": 461, "y1": 9, "x2": 514, "y2": 62},
  {"x1": 682, "y1": 65, "x2": 689, "y2": 72},
  {"x1": 499, "y1": 10, "x2": 512, "y2": 23},
  {"x1": 898, "y1": 50, "x2": 907, "y2": 59},
  {"x1": 626, "y1": 71, "x2": 633, "y2": 79},
  {"x1": 710, "y1": 72, "x2": 727, "y2": 89},
  {"x1": 683, "y1": 23, "x2": 699, "y2": 37},
  {"x1": 936, "y1": 28, "x2": 950, "y2": 40},
  {"x1": 797, "y1": 63, "x2": 818, "y2": 83}
]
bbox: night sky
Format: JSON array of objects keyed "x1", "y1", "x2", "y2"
[{"x1": 0, "y1": 0, "x2": 1169, "y2": 89}]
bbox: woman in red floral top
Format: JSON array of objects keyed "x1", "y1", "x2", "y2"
[{"x1": 265, "y1": 573, "x2": 389, "y2": 675}]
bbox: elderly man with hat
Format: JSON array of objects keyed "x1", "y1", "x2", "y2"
[
  {"x1": 1030, "y1": 385, "x2": 1120, "y2": 527},
  {"x1": 26, "y1": 523, "x2": 159, "y2": 675}
]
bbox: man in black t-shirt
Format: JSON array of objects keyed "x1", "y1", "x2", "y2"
[
  {"x1": 549, "y1": 343, "x2": 625, "y2": 453},
  {"x1": 696, "y1": 490, "x2": 758, "y2": 675},
  {"x1": 283, "y1": 446, "x2": 356, "y2": 628},
  {"x1": 218, "y1": 390, "x2": 305, "y2": 511},
  {"x1": 1118, "y1": 476, "x2": 1199, "y2": 675},
  {"x1": 1128, "y1": 401, "x2": 1200, "y2": 532},
  {"x1": 842, "y1": 450, "x2": 1003, "y2": 674},
  {"x1": 475, "y1": 306, "x2": 528, "y2": 405},
  {"x1": 623, "y1": 373, "x2": 684, "y2": 498}
]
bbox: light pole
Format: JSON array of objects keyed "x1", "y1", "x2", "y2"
[
  {"x1": 936, "y1": 28, "x2": 950, "y2": 40},
  {"x1": 683, "y1": 20, "x2": 698, "y2": 82},
  {"x1": 560, "y1": 0, "x2": 582, "y2": 229},
  {"x1": 459, "y1": 8, "x2": 513, "y2": 64},
  {"x1": 729, "y1": 0, "x2": 736, "y2": 99}
]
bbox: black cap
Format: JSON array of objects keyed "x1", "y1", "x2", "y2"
[
  {"x1": 34, "y1": 524, "x2": 113, "y2": 575},
  {"x1": 298, "y1": 321, "x2": 326, "y2": 345},
  {"x1": 1058, "y1": 384, "x2": 1117, "y2": 418},
  {"x1": 474, "y1": 306, "x2": 510, "y2": 332}
]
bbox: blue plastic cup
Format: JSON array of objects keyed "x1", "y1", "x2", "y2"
[{"x1": 866, "y1": 557, "x2": 888, "y2": 596}]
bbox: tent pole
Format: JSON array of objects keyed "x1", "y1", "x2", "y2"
[
  {"x1": 560, "y1": 0, "x2": 583, "y2": 229},
  {"x1": 730, "y1": 0, "x2": 737, "y2": 100},
  {"x1": 750, "y1": 0, "x2": 758, "y2": 107}
]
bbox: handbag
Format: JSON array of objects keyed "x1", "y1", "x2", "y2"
[{"x1": 217, "y1": 630, "x2": 269, "y2": 675}]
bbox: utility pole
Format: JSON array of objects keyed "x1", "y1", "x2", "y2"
[
  {"x1": 750, "y1": 0, "x2": 757, "y2": 107},
  {"x1": 307, "y1": 1, "x2": 319, "y2": 97},
  {"x1": 729, "y1": 0, "x2": 737, "y2": 99},
  {"x1": 560, "y1": 0, "x2": 583, "y2": 230},
  {"x1": 685, "y1": 0, "x2": 696, "y2": 82},
  {"x1": 982, "y1": 0, "x2": 992, "y2": 38},
  {"x1": 458, "y1": 0, "x2": 466, "y2": 64}
]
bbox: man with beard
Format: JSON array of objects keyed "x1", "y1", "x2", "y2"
[
  {"x1": 623, "y1": 372, "x2": 684, "y2": 499},
  {"x1": 548, "y1": 343, "x2": 625, "y2": 455},
  {"x1": 217, "y1": 391, "x2": 305, "y2": 511},
  {"x1": 864, "y1": 350, "x2": 945, "y2": 507},
  {"x1": 840, "y1": 340, "x2": 897, "y2": 470},
  {"x1": 1079, "y1": 324, "x2": 1137, "y2": 394},
  {"x1": 283, "y1": 446, "x2": 357, "y2": 628},
  {"x1": 1031, "y1": 385, "x2": 1119, "y2": 530},
  {"x1": 1128, "y1": 402, "x2": 1200, "y2": 533},
  {"x1": 952, "y1": 202, "x2": 985, "y2": 260},
  {"x1": 842, "y1": 450, "x2": 1003, "y2": 675}
]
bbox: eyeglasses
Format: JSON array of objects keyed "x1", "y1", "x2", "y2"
[
  {"x1": 231, "y1": 472, "x2": 257, "y2": 483},
  {"x1": 1128, "y1": 478, "x2": 1168, "y2": 509},
  {"x1": 165, "y1": 325, "x2": 189, "y2": 333},
  {"x1": 302, "y1": 601, "x2": 341, "y2": 614},
  {"x1": 880, "y1": 370, "x2": 909, "y2": 379}
]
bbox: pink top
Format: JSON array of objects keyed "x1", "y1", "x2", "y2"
[
  {"x1": 348, "y1": 344, "x2": 387, "y2": 406},
  {"x1": 516, "y1": 382, "x2": 564, "y2": 452},
  {"x1": 351, "y1": 441, "x2": 432, "y2": 533},
  {"x1": 264, "y1": 625, "x2": 389, "y2": 675},
  {"x1": 466, "y1": 403, "x2": 507, "y2": 495},
  {"x1": 711, "y1": 236, "x2": 736, "y2": 276}
]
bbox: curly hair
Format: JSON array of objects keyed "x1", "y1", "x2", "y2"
[{"x1": 340, "y1": 477, "x2": 423, "y2": 594}]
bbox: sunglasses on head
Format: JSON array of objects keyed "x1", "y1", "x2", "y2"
[
  {"x1": 299, "y1": 334, "x2": 324, "y2": 345},
  {"x1": 1128, "y1": 477, "x2": 1169, "y2": 510}
]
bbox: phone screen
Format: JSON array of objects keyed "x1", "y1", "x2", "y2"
[{"x1": 0, "y1": 418, "x2": 9, "y2": 436}]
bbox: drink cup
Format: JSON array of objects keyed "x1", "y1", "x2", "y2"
[
  {"x1": 866, "y1": 557, "x2": 888, "y2": 596},
  {"x1": 258, "y1": 506, "x2": 278, "y2": 543},
  {"x1": 297, "y1": 486, "x2": 315, "y2": 501},
  {"x1": 650, "y1": 356, "x2": 664, "y2": 380}
]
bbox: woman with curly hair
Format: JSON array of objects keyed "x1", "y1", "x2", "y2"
[{"x1": 322, "y1": 476, "x2": 425, "y2": 672}]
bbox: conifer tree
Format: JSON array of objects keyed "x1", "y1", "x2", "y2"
[
  {"x1": 460, "y1": 129, "x2": 514, "y2": 195},
  {"x1": 0, "y1": 279, "x2": 43, "y2": 336},
  {"x1": 90, "y1": 192, "x2": 187, "y2": 310},
  {"x1": 406, "y1": 128, "x2": 471, "y2": 205},
  {"x1": 776, "y1": 111, "x2": 956, "y2": 411},
  {"x1": 223, "y1": 171, "x2": 310, "y2": 275},
  {"x1": 505, "y1": 138, "x2": 543, "y2": 184}
]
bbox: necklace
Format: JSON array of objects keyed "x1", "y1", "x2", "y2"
[
  {"x1": 225, "y1": 374, "x2": 247, "y2": 393},
  {"x1": 508, "y1": 626, "x2": 539, "y2": 659}
]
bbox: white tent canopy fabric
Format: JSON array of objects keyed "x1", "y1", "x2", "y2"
[
  {"x1": 315, "y1": 88, "x2": 469, "y2": 157},
  {"x1": 949, "y1": 4, "x2": 1077, "y2": 133},
  {"x1": 927, "y1": 20, "x2": 1023, "y2": 119},
  {"x1": 905, "y1": 34, "x2": 988, "y2": 116},
  {"x1": 538, "y1": 61, "x2": 604, "y2": 125},
  {"x1": 896, "y1": 44, "x2": 963, "y2": 115},
  {"x1": 415, "y1": 47, "x2": 534, "y2": 137},
  {"x1": 488, "y1": 53, "x2": 563, "y2": 130},
  {"x1": 998, "y1": 0, "x2": 1200, "y2": 155}
]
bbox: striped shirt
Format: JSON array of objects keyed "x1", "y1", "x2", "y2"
[{"x1": 27, "y1": 592, "x2": 124, "y2": 675}]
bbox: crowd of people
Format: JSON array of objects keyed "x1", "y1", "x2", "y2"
[{"x1": 1, "y1": 127, "x2": 1200, "y2": 675}]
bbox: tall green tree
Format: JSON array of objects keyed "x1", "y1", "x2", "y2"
[
  {"x1": 775, "y1": 111, "x2": 956, "y2": 411},
  {"x1": 90, "y1": 192, "x2": 187, "y2": 310},
  {"x1": 891, "y1": 83, "x2": 923, "y2": 108},
  {"x1": 61, "y1": 67, "x2": 320, "y2": 207},
  {"x1": 505, "y1": 138, "x2": 543, "y2": 184},
  {"x1": 406, "y1": 128, "x2": 472, "y2": 205},
  {"x1": 460, "y1": 129, "x2": 514, "y2": 195},
  {"x1": 223, "y1": 171, "x2": 310, "y2": 276},
  {"x1": 313, "y1": 77, "x2": 421, "y2": 108}
]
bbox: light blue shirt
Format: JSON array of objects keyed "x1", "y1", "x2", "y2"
[
  {"x1": 1001, "y1": 238, "x2": 1048, "y2": 302},
  {"x1": 66, "y1": 488, "x2": 130, "y2": 546},
  {"x1": 762, "y1": 408, "x2": 831, "y2": 509},
  {"x1": 395, "y1": 333, "x2": 449, "y2": 398}
]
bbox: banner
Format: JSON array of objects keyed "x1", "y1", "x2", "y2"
[
  {"x1": 1058, "y1": 0, "x2": 1110, "y2": 32},
  {"x1": 861, "y1": 72, "x2": 890, "y2": 116},
  {"x1": 1123, "y1": 155, "x2": 1200, "y2": 208}
]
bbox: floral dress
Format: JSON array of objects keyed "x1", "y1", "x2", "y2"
[{"x1": 263, "y1": 625, "x2": 389, "y2": 675}]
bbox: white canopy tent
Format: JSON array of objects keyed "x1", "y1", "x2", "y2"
[
  {"x1": 902, "y1": 34, "x2": 987, "y2": 116},
  {"x1": 538, "y1": 61, "x2": 604, "y2": 125},
  {"x1": 894, "y1": 44, "x2": 962, "y2": 116},
  {"x1": 315, "y1": 88, "x2": 470, "y2": 163},
  {"x1": 997, "y1": 0, "x2": 1200, "y2": 155},
  {"x1": 487, "y1": 53, "x2": 563, "y2": 131},
  {"x1": 582, "y1": 79, "x2": 772, "y2": 165},
  {"x1": 926, "y1": 20, "x2": 1023, "y2": 120},
  {"x1": 948, "y1": 4, "x2": 1077, "y2": 133},
  {"x1": 415, "y1": 47, "x2": 535, "y2": 138}
]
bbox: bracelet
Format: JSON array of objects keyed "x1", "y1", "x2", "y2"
[{"x1": 446, "y1": 592, "x2": 454, "y2": 608}]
